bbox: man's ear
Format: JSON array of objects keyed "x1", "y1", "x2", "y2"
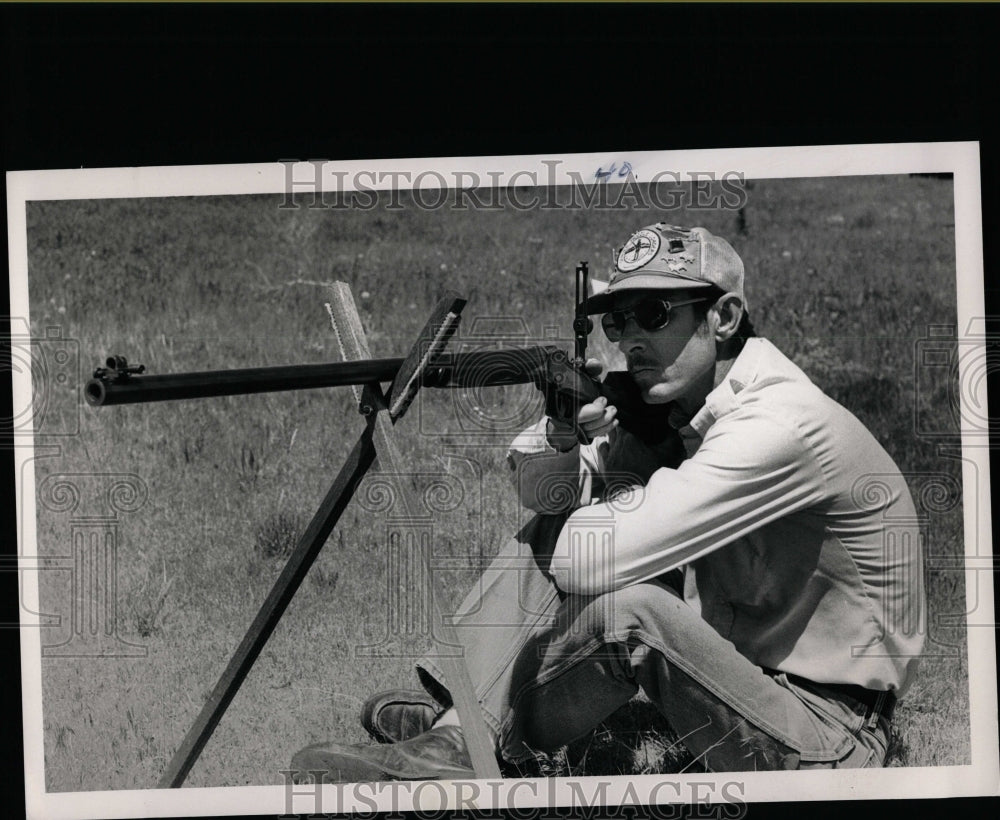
[{"x1": 711, "y1": 292, "x2": 744, "y2": 342}]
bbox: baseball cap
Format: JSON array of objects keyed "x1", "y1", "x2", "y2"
[{"x1": 587, "y1": 223, "x2": 745, "y2": 315}]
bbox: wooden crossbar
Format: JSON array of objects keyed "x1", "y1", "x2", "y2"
[
  {"x1": 325, "y1": 282, "x2": 502, "y2": 780},
  {"x1": 157, "y1": 284, "x2": 500, "y2": 787}
]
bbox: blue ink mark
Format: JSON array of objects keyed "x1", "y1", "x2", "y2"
[{"x1": 596, "y1": 161, "x2": 634, "y2": 180}]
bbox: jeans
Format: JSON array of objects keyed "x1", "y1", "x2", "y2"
[{"x1": 416, "y1": 514, "x2": 889, "y2": 772}]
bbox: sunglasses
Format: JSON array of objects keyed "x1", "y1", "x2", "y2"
[{"x1": 600, "y1": 296, "x2": 710, "y2": 342}]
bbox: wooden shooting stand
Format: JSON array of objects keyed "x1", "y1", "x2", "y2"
[{"x1": 157, "y1": 284, "x2": 502, "y2": 787}]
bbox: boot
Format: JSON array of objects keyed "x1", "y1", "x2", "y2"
[
  {"x1": 360, "y1": 688, "x2": 443, "y2": 744},
  {"x1": 290, "y1": 725, "x2": 475, "y2": 782}
]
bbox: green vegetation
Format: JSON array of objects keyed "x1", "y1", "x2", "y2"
[{"x1": 26, "y1": 174, "x2": 967, "y2": 790}]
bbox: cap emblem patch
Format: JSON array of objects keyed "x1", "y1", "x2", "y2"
[{"x1": 617, "y1": 229, "x2": 660, "y2": 272}]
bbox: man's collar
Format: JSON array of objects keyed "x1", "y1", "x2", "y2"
[{"x1": 687, "y1": 337, "x2": 764, "y2": 437}]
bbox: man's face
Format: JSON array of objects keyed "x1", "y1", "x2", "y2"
[{"x1": 611, "y1": 289, "x2": 718, "y2": 405}]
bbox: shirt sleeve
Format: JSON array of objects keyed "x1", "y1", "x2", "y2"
[{"x1": 548, "y1": 405, "x2": 828, "y2": 594}]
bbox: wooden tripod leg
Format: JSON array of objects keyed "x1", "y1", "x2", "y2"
[
  {"x1": 325, "y1": 284, "x2": 503, "y2": 780},
  {"x1": 157, "y1": 423, "x2": 377, "y2": 788}
]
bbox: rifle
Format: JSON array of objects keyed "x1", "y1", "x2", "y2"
[
  {"x1": 86, "y1": 283, "x2": 676, "y2": 445},
  {"x1": 85, "y1": 348, "x2": 552, "y2": 406}
]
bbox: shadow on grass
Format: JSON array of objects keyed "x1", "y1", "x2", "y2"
[
  {"x1": 500, "y1": 697, "x2": 700, "y2": 778},
  {"x1": 500, "y1": 695, "x2": 910, "y2": 776}
]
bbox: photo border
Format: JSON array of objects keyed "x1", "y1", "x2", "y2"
[{"x1": 7, "y1": 141, "x2": 997, "y2": 819}]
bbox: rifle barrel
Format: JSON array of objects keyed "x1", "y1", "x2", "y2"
[{"x1": 85, "y1": 347, "x2": 553, "y2": 407}]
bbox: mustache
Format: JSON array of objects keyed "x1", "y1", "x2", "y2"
[{"x1": 627, "y1": 356, "x2": 660, "y2": 371}]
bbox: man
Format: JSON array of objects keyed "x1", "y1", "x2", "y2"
[{"x1": 292, "y1": 223, "x2": 925, "y2": 778}]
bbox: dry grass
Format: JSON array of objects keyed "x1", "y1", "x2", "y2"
[{"x1": 25, "y1": 175, "x2": 969, "y2": 789}]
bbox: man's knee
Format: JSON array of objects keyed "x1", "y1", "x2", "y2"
[{"x1": 558, "y1": 580, "x2": 684, "y2": 638}]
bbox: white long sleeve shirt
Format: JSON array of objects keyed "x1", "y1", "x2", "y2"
[{"x1": 507, "y1": 338, "x2": 925, "y2": 693}]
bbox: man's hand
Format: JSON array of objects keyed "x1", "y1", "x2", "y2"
[{"x1": 546, "y1": 358, "x2": 618, "y2": 451}]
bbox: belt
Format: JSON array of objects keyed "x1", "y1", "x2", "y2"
[{"x1": 772, "y1": 671, "x2": 897, "y2": 726}]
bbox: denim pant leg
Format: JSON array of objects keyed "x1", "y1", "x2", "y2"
[
  {"x1": 416, "y1": 514, "x2": 878, "y2": 772},
  {"x1": 416, "y1": 514, "x2": 568, "y2": 741},
  {"x1": 504, "y1": 581, "x2": 869, "y2": 771}
]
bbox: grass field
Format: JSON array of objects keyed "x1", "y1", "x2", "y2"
[{"x1": 23, "y1": 174, "x2": 970, "y2": 790}]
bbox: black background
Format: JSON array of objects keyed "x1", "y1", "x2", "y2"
[{"x1": 2, "y1": 3, "x2": 998, "y2": 819}]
